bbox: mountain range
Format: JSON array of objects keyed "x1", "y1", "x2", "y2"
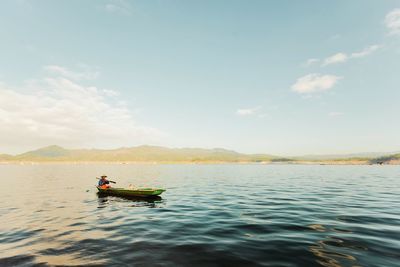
[{"x1": 0, "y1": 145, "x2": 399, "y2": 164}]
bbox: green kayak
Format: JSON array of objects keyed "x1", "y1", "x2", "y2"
[{"x1": 97, "y1": 187, "x2": 165, "y2": 197}]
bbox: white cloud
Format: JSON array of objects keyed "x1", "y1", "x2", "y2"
[
  {"x1": 0, "y1": 68, "x2": 163, "y2": 153},
  {"x1": 291, "y1": 73, "x2": 341, "y2": 94},
  {"x1": 350, "y1": 45, "x2": 382, "y2": 58},
  {"x1": 44, "y1": 65, "x2": 99, "y2": 80},
  {"x1": 322, "y1": 53, "x2": 348, "y2": 66},
  {"x1": 236, "y1": 107, "x2": 261, "y2": 116},
  {"x1": 385, "y1": 8, "x2": 400, "y2": 35},
  {"x1": 320, "y1": 44, "x2": 381, "y2": 66},
  {"x1": 329, "y1": 111, "x2": 344, "y2": 117},
  {"x1": 103, "y1": 0, "x2": 132, "y2": 15},
  {"x1": 304, "y1": 58, "x2": 320, "y2": 67}
]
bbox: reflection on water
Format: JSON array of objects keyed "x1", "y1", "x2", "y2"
[
  {"x1": 308, "y1": 223, "x2": 365, "y2": 267},
  {"x1": 308, "y1": 224, "x2": 326, "y2": 232},
  {"x1": 96, "y1": 193, "x2": 163, "y2": 208},
  {"x1": 310, "y1": 240, "x2": 357, "y2": 267},
  {"x1": 0, "y1": 164, "x2": 399, "y2": 266}
]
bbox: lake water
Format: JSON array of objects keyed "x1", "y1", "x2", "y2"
[{"x1": 0, "y1": 164, "x2": 399, "y2": 267}]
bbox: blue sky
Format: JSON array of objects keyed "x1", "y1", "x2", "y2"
[{"x1": 0, "y1": 0, "x2": 399, "y2": 155}]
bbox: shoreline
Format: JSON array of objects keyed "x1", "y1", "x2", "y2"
[{"x1": 0, "y1": 160, "x2": 399, "y2": 165}]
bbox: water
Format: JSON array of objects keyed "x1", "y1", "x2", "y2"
[{"x1": 0, "y1": 164, "x2": 399, "y2": 267}]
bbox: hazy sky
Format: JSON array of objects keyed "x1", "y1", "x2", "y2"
[{"x1": 0, "y1": 0, "x2": 399, "y2": 155}]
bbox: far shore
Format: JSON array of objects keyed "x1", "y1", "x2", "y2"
[
  {"x1": 1, "y1": 160, "x2": 399, "y2": 165},
  {"x1": 2, "y1": 145, "x2": 399, "y2": 166}
]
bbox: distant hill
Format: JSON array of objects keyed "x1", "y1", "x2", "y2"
[
  {"x1": 0, "y1": 154, "x2": 13, "y2": 160},
  {"x1": 369, "y1": 154, "x2": 400, "y2": 164},
  {"x1": 8, "y1": 145, "x2": 275, "y2": 163},
  {"x1": 17, "y1": 145, "x2": 71, "y2": 160},
  {"x1": 295, "y1": 151, "x2": 400, "y2": 160},
  {"x1": 0, "y1": 145, "x2": 399, "y2": 164}
]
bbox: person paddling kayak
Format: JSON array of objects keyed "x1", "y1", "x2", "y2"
[{"x1": 98, "y1": 175, "x2": 111, "y2": 189}]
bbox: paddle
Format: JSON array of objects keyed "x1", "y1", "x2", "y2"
[{"x1": 96, "y1": 177, "x2": 116, "y2": 184}]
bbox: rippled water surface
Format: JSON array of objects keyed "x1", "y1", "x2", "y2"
[{"x1": 0, "y1": 164, "x2": 399, "y2": 267}]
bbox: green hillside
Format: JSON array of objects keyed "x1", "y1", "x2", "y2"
[
  {"x1": 8, "y1": 145, "x2": 275, "y2": 162},
  {"x1": 1, "y1": 146, "x2": 399, "y2": 164},
  {"x1": 369, "y1": 153, "x2": 400, "y2": 164},
  {"x1": 16, "y1": 145, "x2": 71, "y2": 160}
]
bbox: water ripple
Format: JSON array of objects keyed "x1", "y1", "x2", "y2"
[{"x1": 1, "y1": 164, "x2": 399, "y2": 266}]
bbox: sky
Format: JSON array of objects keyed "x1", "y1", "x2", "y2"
[{"x1": 0, "y1": 0, "x2": 399, "y2": 155}]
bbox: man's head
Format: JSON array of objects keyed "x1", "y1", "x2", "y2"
[{"x1": 101, "y1": 175, "x2": 107, "y2": 179}]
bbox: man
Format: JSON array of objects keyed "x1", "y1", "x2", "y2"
[{"x1": 98, "y1": 175, "x2": 111, "y2": 189}]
